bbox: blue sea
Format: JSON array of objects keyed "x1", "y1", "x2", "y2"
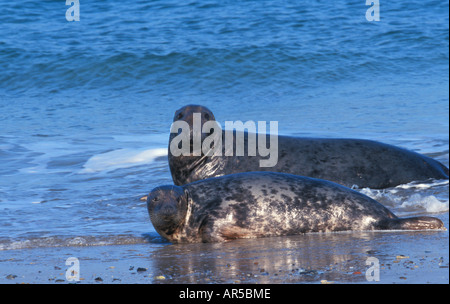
[{"x1": 0, "y1": 0, "x2": 448, "y2": 251}]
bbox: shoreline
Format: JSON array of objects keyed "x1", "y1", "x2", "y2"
[{"x1": 1, "y1": 213, "x2": 448, "y2": 284}]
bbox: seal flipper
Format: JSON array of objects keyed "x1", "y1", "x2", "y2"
[{"x1": 380, "y1": 216, "x2": 445, "y2": 230}]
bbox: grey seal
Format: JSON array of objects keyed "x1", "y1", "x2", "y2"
[
  {"x1": 146, "y1": 172, "x2": 445, "y2": 243},
  {"x1": 168, "y1": 105, "x2": 449, "y2": 189}
]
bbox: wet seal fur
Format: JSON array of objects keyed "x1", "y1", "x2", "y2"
[
  {"x1": 168, "y1": 105, "x2": 449, "y2": 189},
  {"x1": 147, "y1": 172, "x2": 445, "y2": 243}
]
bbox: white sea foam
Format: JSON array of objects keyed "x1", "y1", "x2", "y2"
[
  {"x1": 80, "y1": 147, "x2": 167, "y2": 173},
  {"x1": 0, "y1": 235, "x2": 151, "y2": 251},
  {"x1": 394, "y1": 179, "x2": 449, "y2": 190},
  {"x1": 400, "y1": 194, "x2": 449, "y2": 213},
  {"x1": 359, "y1": 179, "x2": 449, "y2": 214}
]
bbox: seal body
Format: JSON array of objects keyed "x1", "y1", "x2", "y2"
[
  {"x1": 168, "y1": 105, "x2": 449, "y2": 189},
  {"x1": 147, "y1": 172, "x2": 445, "y2": 243}
]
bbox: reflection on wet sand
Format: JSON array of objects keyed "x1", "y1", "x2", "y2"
[{"x1": 143, "y1": 231, "x2": 432, "y2": 283}]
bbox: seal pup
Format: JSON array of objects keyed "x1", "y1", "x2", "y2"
[
  {"x1": 146, "y1": 172, "x2": 445, "y2": 243},
  {"x1": 168, "y1": 105, "x2": 449, "y2": 189}
]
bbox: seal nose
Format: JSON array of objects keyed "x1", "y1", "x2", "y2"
[{"x1": 154, "y1": 203, "x2": 175, "y2": 215}]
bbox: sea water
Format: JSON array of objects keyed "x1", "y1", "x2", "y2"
[{"x1": 0, "y1": 0, "x2": 448, "y2": 250}]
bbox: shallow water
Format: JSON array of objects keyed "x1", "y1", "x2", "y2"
[{"x1": 0, "y1": 0, "x2": 448, "y2": 254}]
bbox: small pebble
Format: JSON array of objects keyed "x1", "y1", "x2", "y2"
[
  {"x1": 137, "y1": 267, "x2": 147, "y2": 272},
  {"x1": 396, "y1": 255, "x2": 409, "y2": 260},
  {"x1": 94, "y1": 277, "x2": 103, "y2": 282},
  {"x1": 6, "y1": 274, "x2": 17, "y2": 280},
  {"x1": 155, "y1": 275, "x2": 165, "y2": 280}
]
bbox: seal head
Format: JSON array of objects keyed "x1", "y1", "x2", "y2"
[
  {"x1": 169, "y1": 105, "x2": 220, "y2": 185},
  {"x1": 146, "y1": 185, "x2": 188, "y2": 241},
  {"x1": 173, "y1": 104, "x2": 215, "y2": 127},
  {"x1": 172, "y1": 104, "x2": 216, "y2": 145}
]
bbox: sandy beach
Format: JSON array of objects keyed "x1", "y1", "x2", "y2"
[{"x1": 1, "y1": 213, "x2": 447, "y2": 285}]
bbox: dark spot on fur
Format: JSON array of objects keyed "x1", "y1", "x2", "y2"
[{"x1": 281, "y1": 194, "x2": 293, "y2": 204}]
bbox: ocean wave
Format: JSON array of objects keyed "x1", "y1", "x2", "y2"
[
  {"x1": 359, "y1": 179, "x2": 449, "y2": 215},
  {"x1": 393, "y1": 179, "x2": 449, "y2": 190},
  {"x1": 80, "y1": 147, "x2": 167, "y2": 173},
  {"x1": 4, "y1": 42, "x2": 445, "y2": 96},
  {"x1": 400, "y1": 194, "x2": 449, "y2": 213},
  {"x1": 0, "y1": 233, "x2": 165, "y2": 251},
  {"x1": 1, "y1": 47, "x2": 345, "y2": 92},
  {"x1": 1, "y1": 0, "x2": 447, "y2": 95}
]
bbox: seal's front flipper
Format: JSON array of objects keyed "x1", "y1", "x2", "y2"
[{"x1": 382, "y1": 216, "x2": 445, "y2": 231}]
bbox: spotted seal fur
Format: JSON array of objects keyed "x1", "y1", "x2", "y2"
[{"x1": 146, "y1": 172, "x2": 445, "y2": 243}]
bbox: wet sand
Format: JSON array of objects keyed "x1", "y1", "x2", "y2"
[{"x1": 1, "y1": 213, "x2": 448, "y2": 284}]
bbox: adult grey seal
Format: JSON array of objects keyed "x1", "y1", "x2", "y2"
[
  {"x1": 146, "y1": 172, "x2": 445, "y2": 243},
  {"x1": 168, "y1": 104, "x2": 449, "y2": 189}
]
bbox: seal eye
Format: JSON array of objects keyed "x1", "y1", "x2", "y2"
[
  {"x1": 204, "y1": 113, "x2": 210, "y2": 120},
  {"x1": 152, "y1": 197, "x2": 159, "y2": 203},
  {"x1": 176, "y1": 113, "x2": 183, "y2": 120}
]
